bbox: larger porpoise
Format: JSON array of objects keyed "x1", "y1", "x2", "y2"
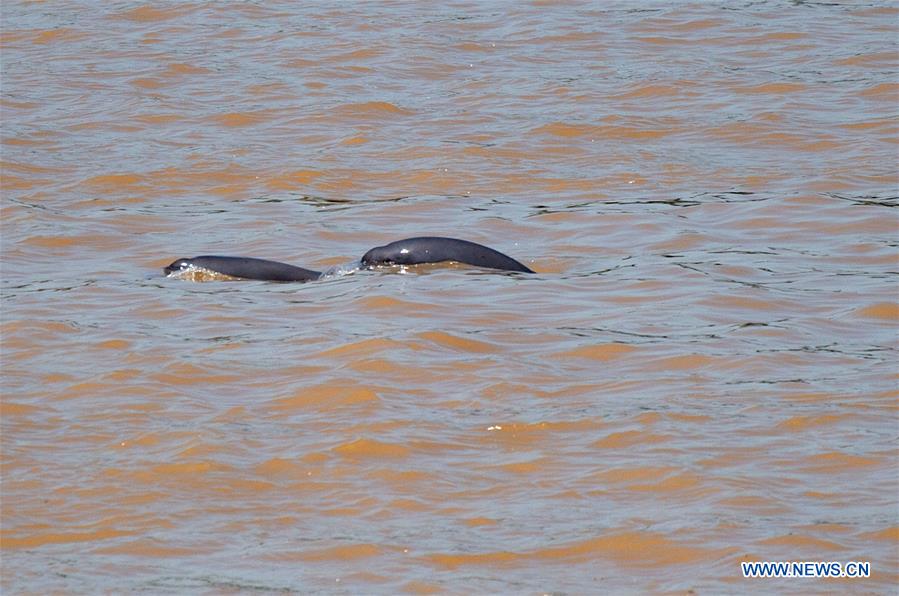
[{"x1": 361, "y1": 237, "x2": 534, "y2": 273}]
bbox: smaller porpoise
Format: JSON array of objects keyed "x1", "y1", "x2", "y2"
[
  {"x1": 164, "y1": 256, "x2": 322, "y2": 282},
  {"x1": 361, "y1": 237, "x2": 534, "y2": 273}
]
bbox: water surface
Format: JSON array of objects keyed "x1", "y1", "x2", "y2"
[{"x1": 2, "y1": 1, "x2": 897, "y2": 593}]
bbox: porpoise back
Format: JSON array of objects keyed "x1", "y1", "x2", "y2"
[{"x1": 164, "y1": 256, "x2": 322, "y2": 282}]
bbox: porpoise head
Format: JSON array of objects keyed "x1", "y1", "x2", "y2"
[
  {"x1": 361, "y1": 244, "x2": 406, "y2": 268},
  {"x1": 163, "y1": 258, "x2": 193, "y2": 276}
]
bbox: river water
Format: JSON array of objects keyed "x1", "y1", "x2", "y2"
[{"x1": 2, "y1": 2, "x2": 897, "y2": 593}]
